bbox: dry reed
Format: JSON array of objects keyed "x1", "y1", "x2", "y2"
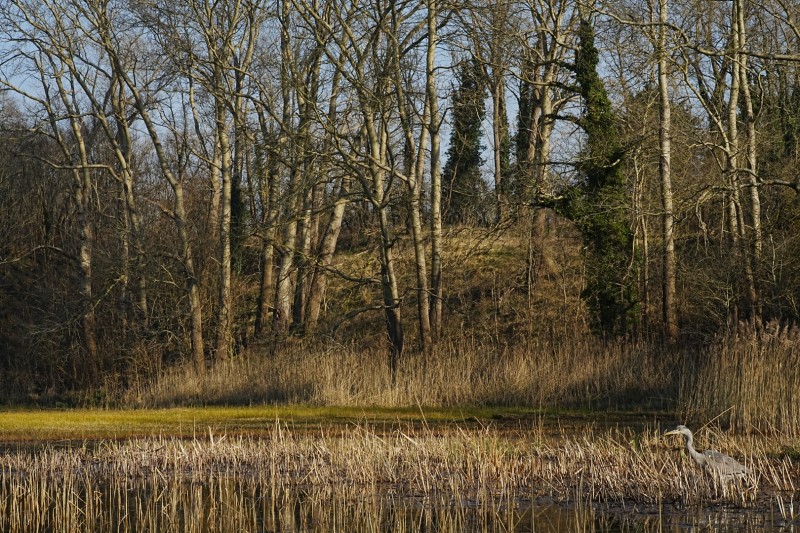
[
  {"x1": 0, "y1": 423, "x2": 796, "y2": 531},
  {"x1": 129, "y1": 335, "x2": 675, "y2": 410},
  {"x1": 680, "y1": 322, "x2": 800, "y2": 434}
]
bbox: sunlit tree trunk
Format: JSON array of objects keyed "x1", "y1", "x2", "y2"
[
  {"x1": 725, "y1": 0, "x2": 757, "y2": 322},
  {"x1": 428, "y1": 0, "x2": 443, "y2": 336},
  {"x1": 215, "y1": 98, "x2": 233, "y2": 360},
  {"x1": 291, "y1": 42, "x2": 323, "y2": 334},
  {"x1": 273, "y1": 0, "x2": 300, "y2": 333},
  {"x1": 736, "y1": 0, "x2": 762, "y2": 320},
  {"x1": 254, "y1": 110, "x2": 279, "y2": 337},
  {"x1": 44, "y1": 65, "x2": 100, "y2": 375},
  {"x1": 391, "y1": 5, "x2": 431, "y2": 353},
  {"x1": 658, "y1": 0, "x2": 678, "y2": 342},
  {"x1": 306, "y1": 70, "x2": 347, "y2": 331},
  {"x1": 112, "y1": 89, "x2": 149, "y2": 326},
  {"x1": 305, "y1": 179, "x2": 349, "y2": 330}
]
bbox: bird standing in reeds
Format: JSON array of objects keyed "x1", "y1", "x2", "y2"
[{"x1": 665, "y1": 425, "x2": 748, "y2": 483}]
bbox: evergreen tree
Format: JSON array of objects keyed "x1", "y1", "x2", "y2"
[
  {"x1": 568, "y1": 18, "x2": 637, "y2": 336},
  {"x1": 512, "y1": 73, "x2": 534, "y2": 204},
  {"x1": 494, "y1": 87, "x2": 512, "y2": 223},
  {"x1": 442, "y1": 57, "x2": 488, "y2": 225}
]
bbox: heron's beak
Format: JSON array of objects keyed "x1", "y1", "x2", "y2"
[{"x1": 664, "y1": 429, "x2": 680, "y2": 436}]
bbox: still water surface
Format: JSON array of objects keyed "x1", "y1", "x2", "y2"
[{"x1": 1, "y1": 474, "x2": 795, "y2": 532}]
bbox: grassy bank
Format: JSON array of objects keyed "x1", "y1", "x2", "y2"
[
  {"x1": 0, "y1": 405, "x2": 545, "y2": 442},
  {"x1": 8, "y1": 321, "x2": 798, "y2": 438}
]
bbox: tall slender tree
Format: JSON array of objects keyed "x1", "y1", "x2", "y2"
[{"x1": 657, "y1": 0, "x2": 678, "y2": 342}]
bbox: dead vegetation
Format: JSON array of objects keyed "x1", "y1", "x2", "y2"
[
  {"x1": 127, "y1": 334, "x2": 674, "y2": 410},
  {"x1": 0, "y1": 423, "x2": 797, "y2": 531}
]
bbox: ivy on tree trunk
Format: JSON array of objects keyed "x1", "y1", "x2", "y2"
[{"x1": 568, "y1": 18, "x2": 637, "y2": 336}]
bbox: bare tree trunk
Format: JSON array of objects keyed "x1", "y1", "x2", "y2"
[
  {"x1": 525, "y1": 78, "x2": 555, "y2": 292},
  {"x1": 214, "y1": 99, "x2": 233, "y2": 361},
  {"x1": 427, "y1": 0, "x2": 443, "y2": 337},
  {"x1": 47, "y1": 69, "x2": 100, "y2": 375},
  {"x1": 289, "y1": 23, "x2": 326, "y2": 336},
  {"x1": 369, "y1": 116, "x2": 404, "y2": 377},
  {"x1": 727, "y1": 0, "x2": 757, "y2": 321},
  {"x1": 254, "y1": 114, "x2": 279, "y2": 337},
  {"x1": 274, "y1": 180, "x2": 300, "y2": 333},
  {"x1": 255, "y1": 235, "x2": 275, "y2": 336},
  {"x1": 230, "y1": 86, "x2": 248, "y2": 345},
  {"x1": 273, "y1": 0, "x2": 299, "y2": 333},
  {"x1": 658, "y1": 0, "x2": 678, "y2": 342},
  {"x1": 306, "y1": 70, "x2": 345, "y2": 332},
  {"x1": 114, "y1": 110, "x2": 148, "y2": 324},
  {"x1": 378, "y1": 208, "x2": 404, "y2": 378},
  {"x1": 292, "y1": 186, "x2": 314, "y2": 332},
  {"x1": 306, "y1": 179, "x2": 349, "y2": 330},
  {"x1": 491, "y1": 74, "x2": 509, "y2": 225},
  {"x1": 74, "y1": 167, "x2": 98, "y2": 372},
  {"x1": 391, "y1": 13, "x2": 432, "y2": 353},
  {"x1": 409, "y1": 140, "x2": 432, "y2": 352},
  {"x1": 291, "y1": 102, "x2": 321, "y2": 334},
  {"x1": 736, "y1": 0, "x2": 762, "y2": 320},
  {"x1": 179, "y1": 194, "x2": 207, "y2": 373},
  {"x1": 191, "y1": 77, "x2": 221, "y2": 247}
]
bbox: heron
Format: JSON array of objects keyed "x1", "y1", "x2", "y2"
[{"x1": 665, "y1": 425, "x2": 748, "y2": 483}]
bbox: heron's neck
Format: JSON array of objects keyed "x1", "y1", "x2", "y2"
[{"x1": 684, "y1": 434, "x2": 706, "y2": 465}]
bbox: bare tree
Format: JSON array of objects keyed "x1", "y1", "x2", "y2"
[
  {"x1": 427, "y1": 0, "x2": 444, "y2": 337},
  {"x1": 515, "y1": 0, "x2": 577, "y2": 290},
  {"x1": 389, "y1": 2, "x2": 433, "y2": 352},
  {"x1": 305, "y1": 68, "x2": 350, "y2": 332},
  {"x1": 0, "y1": 0, "x2": 104, "y2": 373},
  {"x1": 291, "y1": 0, "x2": 418, "y2": 374},
  {"x1": 98, "y1": 6, "x2": 208, "y2": 372},
  {"x1": 676, "y1": 0, "x2": 760, "y2": 326}
]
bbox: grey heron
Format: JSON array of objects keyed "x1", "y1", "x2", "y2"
[{"x1": 665, "y1": 425, "x2": 748, "y2": 482}]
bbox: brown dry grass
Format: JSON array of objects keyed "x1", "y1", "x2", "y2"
[
  {"x1": 127, "y1": 317, "x2": 800, "y2": 439},
  {"x1": 680, "y1": 321, "x2": 800, "y2": 434},
  {"x1": 128, "y1": 335, "x2": 675, "y2": 410}
]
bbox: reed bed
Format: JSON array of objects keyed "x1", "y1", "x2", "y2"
[
  {"x1": 129, "y1": 335, "x2": 675, "y2": 410},
  {"x1": 0, "y1": 423, "x2": 796, "y2": 531},
  {"x1": 681, "y1": 323, "x2": 800, "y2": 434},
  {"x1": 129, "y1": 327, "x2": 800, "y2": 437}
]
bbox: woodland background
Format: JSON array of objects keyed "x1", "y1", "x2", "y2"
[{"x1": 0, "y1": 0, "x2": 799, "y2": 427}]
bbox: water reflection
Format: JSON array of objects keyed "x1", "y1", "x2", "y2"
[
  {"x1": 523, "y1": 503, "x2": 797, "y2": 532},
  {"x1": 0, "y1": 472, "x2": 795, "y2": 532}
]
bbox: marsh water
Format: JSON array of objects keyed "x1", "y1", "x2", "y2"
[
  {"x1": 1, "y1": 418, "x2": 798, "y2": 532},
  {"x1": 1, "y1": 470, "x2": 796, "y2": 532},
  {"x1": 0, "y1": 479, "x2": 796, "y2": 532}
]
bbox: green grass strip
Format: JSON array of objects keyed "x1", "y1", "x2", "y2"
[{"x1": 0, "y1": 405, "x2": 541, "y2": 441}]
